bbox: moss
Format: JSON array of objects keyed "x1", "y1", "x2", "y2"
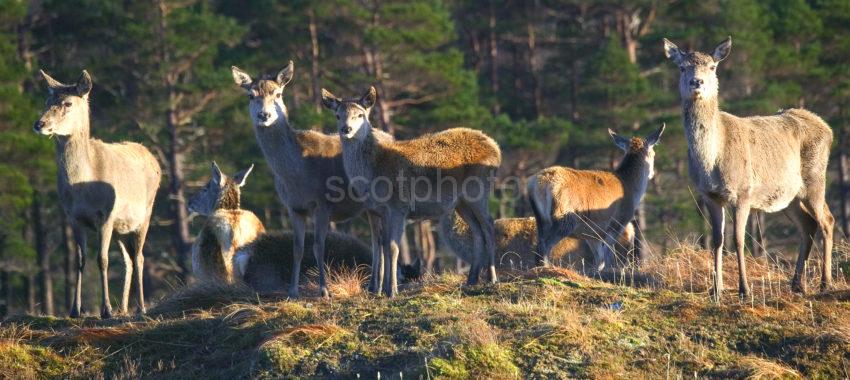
[
  {"x1": 0, "y1": 342, "x2": 74, "y2": 378},
  {"x1": 431, "y1": 343, "x2": 519, "y2": 379}
]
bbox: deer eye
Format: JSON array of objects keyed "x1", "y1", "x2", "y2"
[
  {"x1": 248, "y1": 94, "x2": 255, "y2": 100},
  {"x1": 62, "y1": 101, "x2": 72, "y2": 108},
  {"x1": 336, "y1": 114, "x2": 340, "y2": 120},
  {"x1": 679, "y1": 66, "x2": 685, "y2": 72},
  {"x1": 710, "y1": 65, "x2": 716, "y2": 70},
  {"x1": 276, "y1": 93, "x2": 282, "y2": 99}
]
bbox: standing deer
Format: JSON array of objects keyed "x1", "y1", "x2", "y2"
[
  {"x1": 230, "y1": 63, "x2": 389, "y2": 297},
  {"x1": 321, "y1": 87, "x2": 502, "y2": 297},
  {"x1": 528, "y1": 126, "x2": 664, "y2": 273},
  {"x1": 34, "y1": 70, "x2": 161, "y2": 318},
  {"x1": 663, "y1": 37, "x2": 834, "y2": 300}
]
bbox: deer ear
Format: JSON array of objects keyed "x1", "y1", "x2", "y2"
[
  {"x1": 359, "y1": 86, "x2": 377, "y2": 109},
  {"x1": 276, "y1": 61, "x2": 294, "y2": 86},
  {"x1": 646, "y1": 123, "x2": 666, "y2": 146},
  {"x1": 76, "y1": 70, "x2": 92, "y2": 97},
  {"x1": 233, "y1": 164, "x2": 254, "y2": 187},
  {"x1": 211, "y1": 161, "x2": 224, "y2": 187},
  {"x1": 712, "y1": 36, "x2": 732, "y2": 62},
  {"x1": 39, "y1": 69, "x2": 65, "y2": 91},
  {"x1": 663, "y1": 38, "x2": 685, "y2": 65},
  {"x1": 231, "y1": 66, "x2": 252, "y2": 89},
  {"x1": 609, "y1": 129, "x2": 630, "y2": 151},
  {"x1": 321, "y1": 88, "x2": 341, "y2": 110}
]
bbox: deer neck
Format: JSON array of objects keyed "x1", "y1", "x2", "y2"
[
  {"x1": 615, "y1": 153, "x2": 649, "y2": 211},
  {"x1": 253, "y1": 112, "x2": 305, "y2": 179},
  {"x1": 340, "y1": 127, "x2": 377, "y2": 196},
  {"x1": 55, "y1": 111, "x2": 94, "y2": 185},
  {"x1": 682, "y1": 96, "x2": 724, "y2": 175},
  {"x1": 216, "y1": 182, "x2": 241, "y2": 210}
]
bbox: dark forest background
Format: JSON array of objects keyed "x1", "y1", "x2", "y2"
[{"x1": 1, "y1": 0, "x2": 849, "y2": 316}]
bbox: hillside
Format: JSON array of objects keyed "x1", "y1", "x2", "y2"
[{"x1": 1, "y1": 253, "x2": 849, "y2": 379}]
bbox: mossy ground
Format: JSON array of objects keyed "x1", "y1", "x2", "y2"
[{"x1": 1, "y1": 266, "x2": 849, "y2": 379}]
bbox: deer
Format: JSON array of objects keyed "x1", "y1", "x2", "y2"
[
  {"x1": 188, "y1": 162, "x2": 263, "y2": 284},
  {"x1": 321, "y1": 87, "x2": 502, "y2": 297},
  {"x1": 34, "y1": 70, "x2": 161, "y2": 319},
  {"x1": 230, "y1": 62, "x2": 391, "y2": 298},
  {"x1": 528, "y1": 126, "x2": 664, "y2": 273},
  {"x1": 188, "y1": 162, "x2": 372, "y2": 293},
  {"x1": 663, "y1": 36, "x2": 834, "y2": 300},
  {"x1": 440, "y1": 213, "x2": 635, "y2": 272}
]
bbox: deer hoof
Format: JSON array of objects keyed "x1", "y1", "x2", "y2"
[
  {"x1": 100, "y1": 308, "x2": 113, "y2": 320},
  {"x1": 69, "y1": 308, "x2": 81, "y2": 319},
  {"x1": 319, "y1": 287, "x2": 330, "y2": 299},
  {"x1": 791, "y1": 278, "x2": 806, "y2": 294},
  {"x1": 287, "y1": 287, "x2": 300, "y2": 299},
  {"x1": 820, "y1": 281, "x2": 835, "y2": 293}
]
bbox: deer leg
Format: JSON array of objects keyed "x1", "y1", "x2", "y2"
[
  {"x1": 133, "y1": 221, "x2": 150, "y2": 314},
  {"x1": 470, "y1": 202, "x2": 497, "y2": 284},
  {"x1": 784, "y1": 201, "x2": 816, "y2": 294},
  {"x1": 731, "y1": 204, "x2": 752, "y2": 298},
  {"x1": 704, "y1": 199, "x2": 725, "y2": 303},
  {"x1": 98, "y1": 221, "x2": 115, "y2": 319},
  {"x1": 367, "y1": 212, "x2": 384, "y2": 294},
  {"x1": 288, "y1": 211, "x2": 307, "y2": 298},
  {"x1": 455, "y1": 203, "x2": 483, "y2": 285},
  {"x1": 800, "y1": 198, "x2": 834, "y2": 292},
  {"x1": 313, "y1": 209, "x2": 330, "y2": 299},
  {"x1": 382, "y1": 212, "x2": 404, "y2": 298},
  {"x1": 70, "y1": 225, "x2": 87, "y2": 318},
  {"x1": 117, "y1": 239, "x2": 132, "y2": 315}
]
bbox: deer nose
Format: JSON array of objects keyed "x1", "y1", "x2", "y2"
[
  {"x1": 33, "y1": 120, "x2": 45, "y2": 132},
  {"x1": 340, "y1": 125, "x2": 352, "y2": 135},
  {"x1": 689, "y1": 78, "x2": 704, "y2": 88},
  {"x1": 258, "y1": 112, "x2": 271, "y2": 122}
]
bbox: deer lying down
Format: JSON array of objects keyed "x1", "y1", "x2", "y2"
[
  {"x1": 528, "y1": 125, "x2": 664, "y2": 272},
  {"x1": 188, "y1": 162, "x2": 371, "y2": 293},
  {"x1": 440, "y1": 213, "x2": 635, "y2": 271}
]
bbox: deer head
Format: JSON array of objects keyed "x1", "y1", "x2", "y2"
[
  {"x1": 609, "y1": 124, "x2": 665, "y2": 179},
  {"x1": 231, "y1": 62, "x2": 294, "y2": 127},
  {"x1": 34, "y1": 70, "x2": 93, "y2": 136},
  {"x1": 188, "y1": 161, "x2": 254, "y2": 215},
  {"x1": 321, "y1": 86, "x2": 377, "y2": 140},
  {"x1": 663, "y1": 37, "x2": 731, "y2": 101}
]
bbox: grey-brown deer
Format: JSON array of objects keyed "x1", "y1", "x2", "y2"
[
  {"x1": 528, "y1": 126, "x2": 663, "y2": 273},
  {"x1": 322, "y1": 87, "x2": 502, "y2": 297},
  {"x1": 231, "y1": 63, "x2": 389, "y2": 297},
  {"x1": 663, "y1": 36, "x2": 834, "y2": 301},
  {"x1": 187, "y1": 162, "x2": 372, "y2": 293},
  {"x1": 34, "y1": 70, "x2": 161, "y2": 318}
]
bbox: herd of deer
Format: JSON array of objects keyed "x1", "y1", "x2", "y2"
[{"x1": 32, "y1": 36, "x2": 835, "y2": 318}]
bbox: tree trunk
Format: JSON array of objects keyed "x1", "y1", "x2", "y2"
[
  {"x1": 0, "y1": 269, "x2": 8, "y2": 317},
  {"x1": 27, "y1": 273, "x2": 36, "y2": 315},
  {"x1": 415, "y1": 221, "x2": 436, "y2": 274},
  {"x1": 158, "y1": 0, "x2": 192, "y2": 280},
  {"x1": 61, "y1": 214, "x2": 75, "y2": 312},
  {"x1": 526, "y1": 7, "x2": 541, "y2": 118},
  {"x1": 838, "y1": 130, "x2": 850, "y2": 238},
  {"x1": 308, "y1": 8, "x2": 322, "y2": 115},
  {"x1": 32, "y1": 192, "x2": 54, "y2": 316},
  {"x1": 488, "y1": 1, "x2": 500, "y2": 115}
]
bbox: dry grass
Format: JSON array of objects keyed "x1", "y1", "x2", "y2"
[
  {"x1": 305, "y1": 264, "x2": 369, "y2": 298},
  {"x1": 148, "y1": 281, "x2": 258, "y2": 317},
  {"x1": 736, "y1": 355, "x2": 802, "y2": 379}
]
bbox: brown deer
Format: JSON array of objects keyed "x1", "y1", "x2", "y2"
[
  {"x1": 34, "y1": 70, "x2": 161, "y2": 318},
  {"x1": 188, "y1": 162, "x2": 263, "y2": 284},
  {"x1": 322, "y1": 87, "x2": 502, "y2": 297},
  {"x1": 663, "y1": 37, "x2": 834, "y2": 300},
  {"x1": 528, "y1": 126, "x2": 664, "y2": 273},
  {"x1": 440, "y1": 213, "x2": 635, "y2": 271},
  {"x1": 231, "y1": 63, "x2": 390, "y2": 298},
  {"x1": 188, "y1": 162, "x2": 372, "y2": 293}
]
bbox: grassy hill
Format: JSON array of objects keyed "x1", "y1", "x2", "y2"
[{"x1": 1, "y1": 248, "x2": 849, "y2": 379}]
